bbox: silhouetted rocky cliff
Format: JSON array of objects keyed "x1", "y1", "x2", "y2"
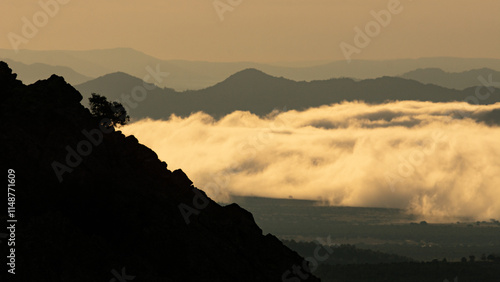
[{"x1": 0, "y1": 62, "x2": 319, "y2": 282}]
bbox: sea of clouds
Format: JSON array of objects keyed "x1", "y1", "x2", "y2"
[{"x1": 122, "y1": 101, "x2": 500, "y2": 221}]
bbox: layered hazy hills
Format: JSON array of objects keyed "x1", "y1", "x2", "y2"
[
  {"x1": 1, "y1": 58, "x2": 93, "y2": 85},
  {"x1": 401, "y1": 67, "x2": 500, "y2": 90},
  {"x1": 75, "y1": 68, "x2": 500, "y2": 119},
  {"x1": 2, "y1": 48, "x2": 500, "y2": 90},
  {"x1": 0, "y1": 48, "x2": 212, "y2": 90},
  {"x1": 0, "y1": 61, "x2": 319, "y2": 281}
]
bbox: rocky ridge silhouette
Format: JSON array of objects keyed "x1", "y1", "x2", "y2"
[{"x1": 0, "y1": 61, "x2": 319, "y2": 282}]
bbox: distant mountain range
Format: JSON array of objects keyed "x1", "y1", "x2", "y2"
[
  {"x1": 401, "y1": 68, "x2": 500, "y2": 90},
  {"x1": 75, "y1": 68, "x2": 500, "y2": 119},
  {"x1": 2, "y1": 48, "x2": 500, "y2": 90},
  {"x1": 0, "y1": 58, "x2": 93, "y2": 85},
  {"x1": 0, "y1": 61, "x2": 320, "y2": 281}
]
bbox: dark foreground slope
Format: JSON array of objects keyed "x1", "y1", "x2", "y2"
[{"x1": 0, "y1": 62, "x2": 319, "y2": 282}]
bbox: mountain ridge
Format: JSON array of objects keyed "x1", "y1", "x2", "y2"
[
  {"x1": 0, "y1": 61, "x2": 319, "y2": 281},
  {"x1": 0, "y1": 58, "x2": 93, "y2": 85},
  {"x1": 3, "y1": 48, "x2": 500, "y2": 90},
  {"x1": 400, "y1": 67, "x2": 500, "y2": 89},
  {"x1": 75, "y1": 68, "x2": 500, "y2": 120}
]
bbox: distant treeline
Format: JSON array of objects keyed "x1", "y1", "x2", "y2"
[
  {"x1": 282, "y1": 240, "x2": 413, "y2": 265},
  {"x1": 282, "y1": 239, "x2": 500, "y2": 282},
  {"x1": 315, "y1": 260, "x2": 500, "y2": 282}
]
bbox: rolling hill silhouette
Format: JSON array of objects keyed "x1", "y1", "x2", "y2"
[
  {"x1": 0, "y1": 61, "x2": 319, "y2": 281},
  {"x1": 401, "y1": 68, "x2": 500, "y2": 90},
  {"x1": 76, "y1": 68, "x2": 500, "y2": 119},
  {"x1": 3, "y1": 48, "x2": 500, "y2": 90},
  {"x1": 1, "y1": 58, "x2": 93, "y2": 85},
  {"x1": 0, "y1": 48, "x2": 221, "y2": 90}
]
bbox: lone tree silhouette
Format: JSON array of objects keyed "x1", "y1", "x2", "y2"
[{"x1": 89, "y1": 93, "x2": 130, "y2": 127}]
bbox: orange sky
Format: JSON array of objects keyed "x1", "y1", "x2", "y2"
[{"x1": 2, "y1": 0, "x2": 499, "y2": 62}]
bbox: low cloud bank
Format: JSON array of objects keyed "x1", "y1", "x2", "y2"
[{"x1": 122, "y1": 101, "x2": 500, "y2": 221}]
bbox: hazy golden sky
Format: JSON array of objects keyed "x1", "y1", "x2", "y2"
[{"x1": 2, "y1": 0, "x2": 499, "y2": 62}]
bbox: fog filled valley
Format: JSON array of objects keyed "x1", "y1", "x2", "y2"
[
  {"x1": 121, "y1": 101, "x2": 500, "y2": 221},
  {"x1": 119, "y1": 99, "x2": 500, "y2": 280},
  {"x1": 3, "y1": 3, "x2": 500, "y2": 277},
  {"x1": 4, "y1": 0, "x2": 500, "y2": 280},
  {"x1": 2, "y1": 55, "x2": 500, "y2": 280}
]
